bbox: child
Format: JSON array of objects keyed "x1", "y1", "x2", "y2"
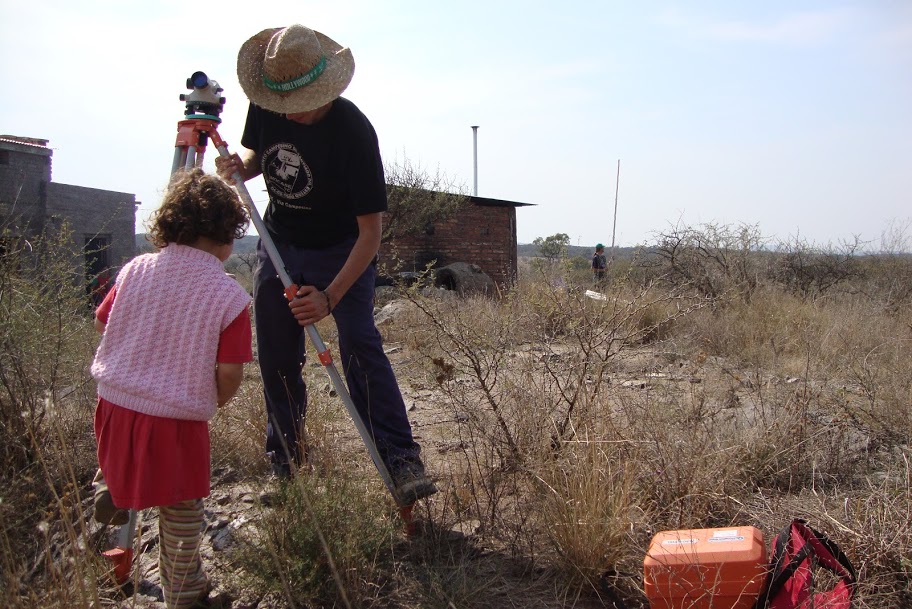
[{"x1": 91, "y1": 169, "x2": 252, "y2": 608}]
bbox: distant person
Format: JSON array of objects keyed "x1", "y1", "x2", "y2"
[
  {"x1": 215, "y1": 24, "x2": 435, "y2": 501},
  {"x1": 592, "y1": 243, "x2": 607, "y2": 284},
  {"x1": 91, "y1": 169, "x2": 252, "y2": 609}
]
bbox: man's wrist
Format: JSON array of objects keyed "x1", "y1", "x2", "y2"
[{"x1": 322, "y1": 289, "x2": 333, "y2": 312}]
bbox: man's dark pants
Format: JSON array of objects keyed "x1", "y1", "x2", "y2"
[{"x1": 253, "y1": 238, "x2": 421, "y2": 473}]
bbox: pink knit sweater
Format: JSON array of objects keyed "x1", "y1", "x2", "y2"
[{"x1": 91, "y1": 244, "x2": 251, "y2": 421}]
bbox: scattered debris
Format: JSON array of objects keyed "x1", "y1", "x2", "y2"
[{"x1": 437, "y1": 440, "x2": 469, "y2": 453}]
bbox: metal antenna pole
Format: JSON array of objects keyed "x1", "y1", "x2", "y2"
[
  {"x1": 471, "y1": 126, "x2": 479, "y2": 196},
  {"x1": 610, "y1": 159, "x2": 620, "y2": 261}
]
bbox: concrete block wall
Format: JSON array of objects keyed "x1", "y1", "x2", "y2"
[
  {"x1": 46, "y1": 183, "x2": 137, "y2": 270},
  {"x1": 0, "y1": 138, "x2": 52, "y2": 235},
  {"x1": 1, "y1": 136, "x2": 136, "y2": 284}
]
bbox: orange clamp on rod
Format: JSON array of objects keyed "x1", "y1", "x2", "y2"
[
  {"x1": 283, "y1": 284, "x2": 299, "y2": 302},
  {"x1": 316, "y1": 348, "x2": 334, "y2": 367},
  {"x1": 102, "y1": 547, "x2": 133, "y2": 585}
]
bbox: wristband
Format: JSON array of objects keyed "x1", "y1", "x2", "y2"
[{"x1": 322, "y1": 290, "x2": 333, "y2": 312}]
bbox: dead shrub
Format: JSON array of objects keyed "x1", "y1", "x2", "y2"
[
  {"x1": 0, "y1": 222, "x2": 102, "y2": 608},
  {"x1": 644, "y1": 221, "x2": 765, "y2": 302},
  {"x1": 771, "y1": 235, "x2": 862, "y2": 300}
]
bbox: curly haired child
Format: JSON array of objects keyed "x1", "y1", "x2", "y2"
[{"x1": 91, "y1": 169, "x2": 251, "y2": 608}]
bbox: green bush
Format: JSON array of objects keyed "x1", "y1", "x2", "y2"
[{"x1": 235, "y1": 475, "x2": 398, "y2": 607}]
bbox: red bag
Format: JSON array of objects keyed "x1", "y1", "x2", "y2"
[{"x1": 754, "y1": 519, "x2": 856, "y2": 609}]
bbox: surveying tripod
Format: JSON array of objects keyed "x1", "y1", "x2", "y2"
[{"x1": 104, "y1": 71, "x2": 415, "y2": 585}]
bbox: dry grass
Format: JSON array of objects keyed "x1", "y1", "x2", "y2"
[
  {"x1": 533, "y1": 442, "x2": 639, "y2": 584},
  {"x1": 2, "y1": 232, "x2": 911, "y2": 608}
]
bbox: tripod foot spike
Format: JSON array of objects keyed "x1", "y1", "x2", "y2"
[
  {"x1": 399, "y1": 503, "x2": 418, "y2": 536},
  {"x1": 102, "y1": 547, "x2": 133, "y2": 585}
]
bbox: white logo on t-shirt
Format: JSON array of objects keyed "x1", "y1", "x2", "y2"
[{"x1": 262, "y1": 142, "x2": 313, "y2": 203}]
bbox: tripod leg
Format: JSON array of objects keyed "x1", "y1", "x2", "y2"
[
  {"x1": 171, "y1": 148, "x2": 184, "y2": 175},
  {"x1": 102, "y1": 508, "x2": 137, "y2": 584},
  {"x1": 183, "y1": 148, "x2": 197, "y2": 170}
]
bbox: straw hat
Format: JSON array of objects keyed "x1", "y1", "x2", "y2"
[{"x1": 237, "y1": 24, "x2": 355, "y2": 114}]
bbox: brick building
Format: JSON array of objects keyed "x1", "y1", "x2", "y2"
[
  {"x1": 379, "y1": 194, "x2": 533, "y2": 289},
  {"x1": 0, "y1": 136, "x2": 137, "y2": 283}
]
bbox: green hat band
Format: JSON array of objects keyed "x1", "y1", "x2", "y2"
[{"x1": 263, "y1": 56, "x2": 327, "y2": 92}]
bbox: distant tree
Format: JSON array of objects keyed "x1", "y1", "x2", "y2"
[
  {"x1": 382, "y1": 156, "x2": 468, "y2": 244},
  {"x1": 568, "y1": 255, "x2": 590, "y2": 272},
  {"x1": 533, "y1": 233, "x2": 571, "y2": 263},
  {"x1": 136, "y1": 234, "x2": 155, "y2": 254},
  {"x1": 771, "y1": 233, "x2": 862, "y2": 300},
  {"x1": 225, "y1": 251, "x2": 257, "y2": 275},
  {"x1": 647, "y1": 221, "x2": 765, "y2": 301},
  {"x1": 865, "y1": 219, "x2": 912, "y2": 312}
]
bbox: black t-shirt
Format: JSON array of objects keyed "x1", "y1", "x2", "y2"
[{"x1": 241, "y1": 97, "x2": 387, "y2": 249}]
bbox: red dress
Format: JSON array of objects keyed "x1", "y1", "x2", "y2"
[{"x1": 94, "y1": 286, "x2": 252, "y2": 509}]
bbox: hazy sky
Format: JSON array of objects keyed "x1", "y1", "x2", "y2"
[{"x1": 2, "y1": 1, "x2": 909, "y2": 248}]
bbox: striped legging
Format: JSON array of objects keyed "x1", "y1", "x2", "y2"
[{"x1": 159, "y1": 499, "x2": 208, "y2": 609}]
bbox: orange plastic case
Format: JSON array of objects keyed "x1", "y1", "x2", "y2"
[{"x1": 644, "y1": 526, "x2": 768, "y2": 609}]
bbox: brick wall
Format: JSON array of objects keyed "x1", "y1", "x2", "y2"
[{"x1": 379, "y1": 201, "x2": 518, "y2": 288}]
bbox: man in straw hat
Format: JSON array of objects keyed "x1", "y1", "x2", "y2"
[{"x1": 216, "y1": 24, "x2": 436, "y2": 501}]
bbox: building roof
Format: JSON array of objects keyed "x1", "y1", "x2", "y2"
[
  {"x1": 387, "y1": 185, "x2": 535, "y2": 208},
  {"x1": 468, "y1": 194, "x2": 535, "y2": 208},
  {"x1": 0, "y1": 136, "x2": 52, "y2": 157},
  {"x1": 0, "y1": 135, "x2": 50, "y2": 148}
]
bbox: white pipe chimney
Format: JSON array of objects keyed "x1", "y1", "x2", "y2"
[{"x1": 471, "y1": 125, "x2": 479, "y2": 196}]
